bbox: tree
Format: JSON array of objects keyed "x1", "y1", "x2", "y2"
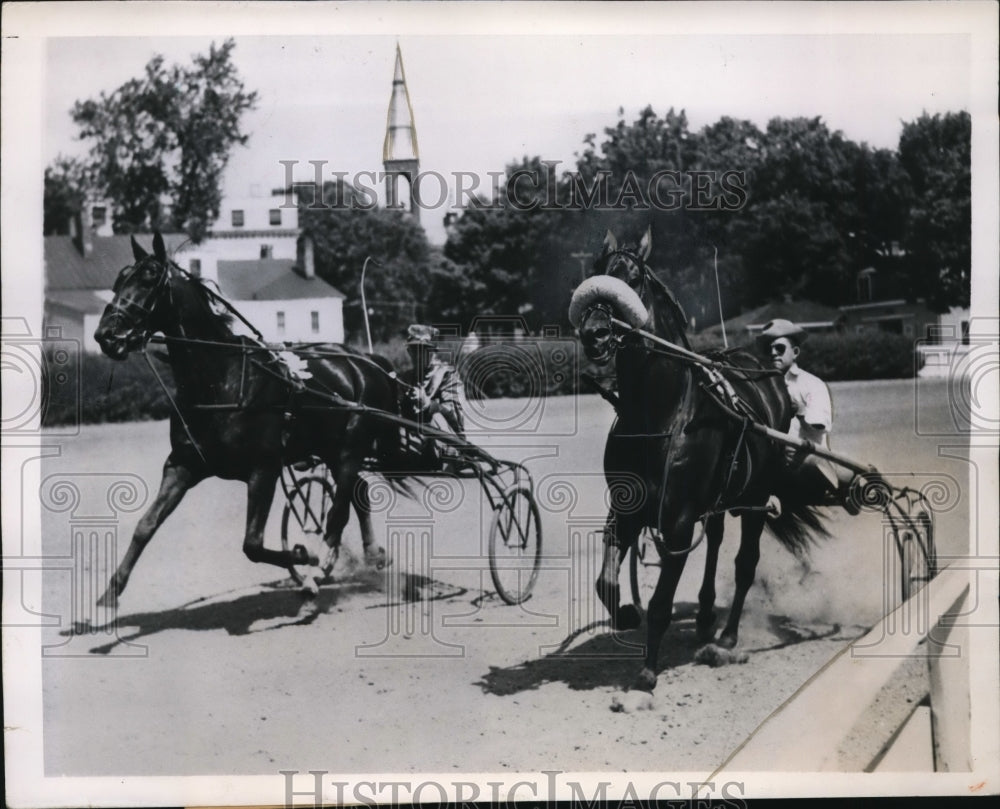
[
  {"x1": 298, "y1": 182, "x2": 433, "y2": 343},
  {"x1": 444, "y1": 157, "x2": 583, "y2": 332},
  {"x1": 44, "y1": 156, "x2": 93, "y2": 235},
  {"x1": 897, "y1": 111, "x2": 971, "y2": 311},
  {"x1": 69, "y1": 39, "x2": 257, "y2": 241}
]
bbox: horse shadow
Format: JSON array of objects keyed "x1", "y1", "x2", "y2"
[
  {"x1": 477, "y1": 602, "x2": 844, "y2": 696},
  {"x1": 63, "y1": 576, "x2": 385, "y2": 655}
]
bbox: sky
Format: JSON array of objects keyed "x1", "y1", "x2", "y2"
[{"x1": 42, "y1": 8, "x2": 975, "y2": 244}]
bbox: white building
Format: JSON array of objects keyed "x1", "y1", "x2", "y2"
[{"x1": 44, "y1": 193, "x2": 345, "y2": 351}]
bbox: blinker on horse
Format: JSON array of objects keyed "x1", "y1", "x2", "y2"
[
  {"x1": 92, "y1": 232, "x2": 401, "y2": 608},
  {"x1": 571, "y1": 228, "x2": 828, "y2": 692}
]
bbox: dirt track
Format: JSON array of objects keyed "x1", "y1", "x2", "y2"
[{"x1": 40, "y1": 381, "x2": 967, "y2": 776}]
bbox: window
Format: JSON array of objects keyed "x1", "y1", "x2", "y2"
[
  {"x1": 189, "y1": 259, "x2": 201, "y2": 277},
  {"x1": 276, "y1": 311, "x2": 286, "y2": 336},
  {"x1": 91, "y1": 206, "x2": 107, "y2": 226},
  {"x1": 260, "y1": 244, "x2": 273, "y2": 259},
  {"x1": 961, "y1": 321, "x2": 970, "y2": 345},
  {"x1": 311, "y1": 311, "x2": 320, "y2": 334},
  {"x1": 269, "y1": 209, "x2": 282, "y2": 226},
  {"x1": 232, "y1": 209, "x2": 244, "y2": 227}
]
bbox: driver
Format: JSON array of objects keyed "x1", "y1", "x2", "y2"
[
  {"x1": 757, "y1": 319, "x2": 860, "y2": 515},
  {"x1": 405, "y1": 324, "x2": 466, "y2": 463}
]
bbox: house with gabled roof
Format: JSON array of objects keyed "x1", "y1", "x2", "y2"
[{"x1": 44, "y1": 191, "x2": 345, "y2": 352}]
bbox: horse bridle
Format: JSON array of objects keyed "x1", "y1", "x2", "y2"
[
  {"x1": 106, "y1": 256, "x2": 175, "y2": 345},
  {"x1": 581, "y1": 247, "x2": 651, "y2": 356}
]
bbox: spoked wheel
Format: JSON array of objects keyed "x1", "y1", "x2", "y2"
[
  {"x1": 898, "y1": 508, "x2": 937, "y2": 602},
  {"x1": 281, "y1": 474, "x2": 336, "y2": 586},
  {"x1": 488, "y1": 485, "x2": 542, "y2": 605},
  {"x1": 628, "y1": 528, "x2": 660, "y2": 609}
]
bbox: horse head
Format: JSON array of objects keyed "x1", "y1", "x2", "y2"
[
  {"x1": 94, "y1": 232, "x2": 176, "y2": 360},
  {"x1": 571, "y1": 227, "x2": 688, "y2": 363}
]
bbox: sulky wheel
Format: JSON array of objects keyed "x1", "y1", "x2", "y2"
[
  {"x1": 899, "y1": 509, "x2": 937, "y2": 603},
  {"x1": 281, "y1": 474, "x2": 336, "y2": 586},
  {"x1": 488, "y1": 484, "x2": 542, "y2": 605}
]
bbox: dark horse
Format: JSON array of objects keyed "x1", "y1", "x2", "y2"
[
  {"x1": 93, "y1": 233, "x2": 402, "y2": 607},
  {"x1": 574, "y1": 229, "x2": 826, "y2": 691}
]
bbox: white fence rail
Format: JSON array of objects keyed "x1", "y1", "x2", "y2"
[{"x1": 713, "y1": 565, "x2": 970, "y2": 772}]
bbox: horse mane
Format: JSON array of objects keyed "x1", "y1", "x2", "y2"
[
  {"x1": 168, "y1": 262, "x2": 236, "y2": 335},
  {"x1": 645, "y1": 269, "x2": 691, "y2": 350}
]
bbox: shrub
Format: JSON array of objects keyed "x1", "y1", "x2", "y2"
[
  {"x1": 801, "y1": 332, "x2": 922, "y2": 380},
  {"x1": 42, "y1": 348, "x2": 175, "y2": 427}
]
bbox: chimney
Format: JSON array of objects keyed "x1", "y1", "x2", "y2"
[
  {"x1": 69, "y1": 210, "x2": 92, "y2": 256},
  {"x1": 299, "y1": 236, "x2": 315, "y2": 279}
]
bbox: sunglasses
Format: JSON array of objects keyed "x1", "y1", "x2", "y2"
[{"x1": 769, "y1": 341, "x2": 794, "y2": 355}]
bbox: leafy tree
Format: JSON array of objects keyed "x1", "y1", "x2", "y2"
[
  {"x1": 299, "y1": 182, "x2": 433, "y2": 343},
  {"x1": 44, "y1": 156, "x2": 93, "y2": 236},
  {"x1": 444, "y1": 156, "x2": 580, "y2": 332},
  {"x1": 897, "y1": 111, "x2": 971, "y2": 311},
  {"x1": 69, "y1": 39, "x2": 257, "y2": 241}
]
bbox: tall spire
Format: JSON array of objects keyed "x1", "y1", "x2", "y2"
[{"x1": 383, "y1": 44, "x2": 419, "y2": 164}]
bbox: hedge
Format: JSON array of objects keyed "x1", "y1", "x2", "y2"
[
  {"x1": 41, "y1": 348, "x2": 175, "y2": 427},
  {"x1": 40, "y1": 331, "x2": 921, "y2": 426}
]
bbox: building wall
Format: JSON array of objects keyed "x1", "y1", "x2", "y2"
[
  {"x1": 233, "y1": 298, "x2": 344, "y2": 345},
  {"x1": 177, "y1": 196, "x2": 300, "y2": 282},
  {"x1": 839, "y1": 300, "x2": 939, "y2": 341}
]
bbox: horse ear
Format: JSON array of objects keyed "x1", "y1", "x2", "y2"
[
  {"x1": 602, "y1": 230, "x2": 618, "y2": 255},
  {"x1": 639, "y1": 227, "x2": 652, "y2": 261},
  {"x1": 131, "y1": 235, "x2": 149, "y2": 262},
  {"x1": 152, "y1": 231, "x2": 167, "y2": 262}
]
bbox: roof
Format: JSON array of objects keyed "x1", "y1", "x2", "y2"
[
  {"x1": 45, "y1": 233, "x2": 190, "y2": 291},
  {"x1": 45, "y1": 289, "x2": 111, "y2": 315},
  {"x1": 217, "y1": 260, "x2": 345, "y2": 301},
  {"x1": 701, "y1": 300, "x2": 845, "y2": 336}
]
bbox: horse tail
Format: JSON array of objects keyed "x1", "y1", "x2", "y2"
[{"x1": 765, "y1": 496, "x2": 830, "y2": 559}]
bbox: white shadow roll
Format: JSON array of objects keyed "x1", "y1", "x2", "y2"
[{"x1": 568, "y1": 275, "x2": 649, "y2": 329}]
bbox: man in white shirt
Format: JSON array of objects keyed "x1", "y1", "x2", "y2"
[{"x1": 757, "y1": 319, "x2": 859, "y2": 515}]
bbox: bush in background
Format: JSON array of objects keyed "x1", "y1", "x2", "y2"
[
  {"x1": 793, "y1": 332, "x2": 923, "y2": 380},
  {"x1": 42, "y1": 348, "x2": 174, "y2": 427},
  {"x1": 691, "y1": 330, "x2": 921, "y2": 381},
  {"x1": 41, "y1": 330, "x2": 922, "y2": 427}
]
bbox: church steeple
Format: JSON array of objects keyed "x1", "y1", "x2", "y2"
[{"x1": 383, "y1": 44, "x2": 420, "y2": 221}]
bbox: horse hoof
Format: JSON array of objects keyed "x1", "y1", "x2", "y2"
[
  {"x1": 614, "y1": 604, "x2": 642, "y2": 631},
  {"x1": 366, "y1": 547, "x2": 390, "y2": 570},
  {"x1": 717, "y1": 633, "x2": 738, "y2": 650},
  {"x1": 632, "y1": 668, "x2": 658, "y2": 693},
  {"x1": 321, "y1": 547, "x2": 339, "y2": 579},
  {"x1": 300, "y1": 577, "x2": 319, "y2": 598},
  {"x1": 291, "y1": 544, "x2": 319, "y2": 566}
]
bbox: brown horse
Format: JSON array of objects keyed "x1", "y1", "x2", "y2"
[
  {"x1": 572, "y1": 229, "x2": 827, "y2": 691},
  {"x1": 93, "y1": 233, "x2": 402, "y2": 607}
]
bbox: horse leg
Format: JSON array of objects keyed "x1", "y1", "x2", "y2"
[
  {"x1": 635, "y1": 515, "x2": 696, "y2": 692},
  {"x1": 595, "y1": 511, "x2": 641, "y2": 630},
  {"x1": 97, "y1": 461, "x2": 199, "y2": 608},
  {"x1": 696, "y1": 513, "x2": 726, "y2": 643},
  {"x1": 717, "y1": 510, "x2": 766, "y2": 650},
  {"x1": 352, "y1": 473, "x2": 386, "y2": 569},
  {"x1": 242, "y1": 467, "x2": 315, "y2": 569}
]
